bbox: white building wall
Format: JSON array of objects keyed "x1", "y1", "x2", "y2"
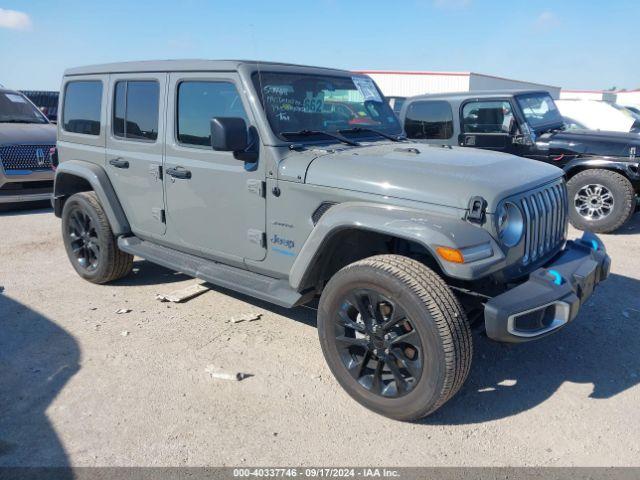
[
  {"x1": 560, "y1": 90, "x2": 617, "y2": 102},
  {"x1": 469, "y1": 74, "x2": 561, "y2": 98},
  {"x1": 358, "y1": 71, "x2": 560, "y2": 99},
  {"x1": 615, "y1": 91, "x2": 640, "y2": 108},
  {"x1": 358, "y1": 72, "x2": 470, "y2": 97}
]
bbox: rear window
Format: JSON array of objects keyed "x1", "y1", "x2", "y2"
[
  {"x1": 63, "y1": 81, "x2": 103, "y2": 135},
  {"x1": 113, "y1": 80, "x2": 159, "y2": 141},
  {"x1": 404, "y1": 101, "x2": 453, "y2": 139}
]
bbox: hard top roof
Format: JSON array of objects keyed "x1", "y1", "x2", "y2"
[
  {"x1": 407, "y1": 89, "x2": 553, "y2": 102},
  {"x1": 64, "y1": 59, "x2": 352, "y2": 76}
]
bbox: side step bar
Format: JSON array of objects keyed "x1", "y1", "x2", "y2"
[{"x1": 117, "y1": 236, "x2": 303, "y2": 308}]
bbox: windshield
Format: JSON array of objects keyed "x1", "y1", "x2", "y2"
[
  {"x1": 252, "y1": 72, "x2": 402, "y2": 142},
  {"x1": 515, "y1": 93, "x2": 563, "y2": 130},
  {"x1": 0, "y1": 92, "x2": 48, "y2": 124}
]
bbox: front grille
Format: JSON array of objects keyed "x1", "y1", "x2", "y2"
[
  {"x1": 519, "y1": 180, "x2": 568, "y2": 265},
  {"x1": 0, "y1": 144, "x2": 54, "y2": 171}
]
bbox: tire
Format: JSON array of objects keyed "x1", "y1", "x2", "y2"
[
  {"x1": 317, "y1": 254, "x2": 472, "y2": 421},
  {"x1": 61, "y1": 191, "x2": 133, "y2": 283},
  {"x1": 566, "y1": 169, "x2": 635, "y2": 233}
]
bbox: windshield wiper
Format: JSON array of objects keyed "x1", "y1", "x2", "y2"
[
  {"x1": 281, "y1": 130, "x2": 360, "y2": 147},
  {"x1": 338, "y1": 127, "x2": 405, "y2": 142}
]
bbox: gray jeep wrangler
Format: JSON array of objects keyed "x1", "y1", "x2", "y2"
[{"x1": 53, "y1": 61, "x2": 610, "y2": 421}]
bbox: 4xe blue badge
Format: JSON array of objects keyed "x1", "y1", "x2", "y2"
[{"x1": 271, "y1": 234, "x2": 296, "y2": 256}]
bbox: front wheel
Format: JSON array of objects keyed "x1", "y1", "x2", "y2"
[
  {"x1": 566, "y1": 169, "x2": 635, "y2": 233},
  {"x1": 317, "y1": 254, "x2": 472, "y2": 421}
]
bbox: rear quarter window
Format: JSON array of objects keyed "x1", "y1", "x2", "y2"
[{"x1": 63, "y1": 81, "x2": 103, "y2": 135}]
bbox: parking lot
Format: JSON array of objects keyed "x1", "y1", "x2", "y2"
[{"x1": 0, "y1": 204, "x2": 639, "y2": 467}]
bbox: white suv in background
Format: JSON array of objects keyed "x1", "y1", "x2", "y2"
[{"x1": 556, "y1": 99, "x2": 640, "y2": 133}]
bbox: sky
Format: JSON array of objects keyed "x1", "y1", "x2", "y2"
[{"x1": 1, "y1": 0, "x2": 638, "y2": 92}]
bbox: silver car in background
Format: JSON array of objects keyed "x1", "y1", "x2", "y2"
[{"x1": 0, "y1": 88, "x2": 56, "y2": 205}]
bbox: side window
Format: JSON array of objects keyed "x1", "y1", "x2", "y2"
[
  {"x1": 404, "y1": 101, "x2": 453, "y2": 139},
  {"x1": 63, "y1": 81, "x2": 103, "y2": 135},
  {"x1": 113, "y1": 80, "x2": 159, "y2": 141},
  {"x1": 462, "y1": 100, "x2": 514, "y2": 134},
  {"x1": 177, "y1": 81, "x2": 248, "y2": 147}
]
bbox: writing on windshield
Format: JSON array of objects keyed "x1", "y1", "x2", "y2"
[{"x1": 253, "y1": 72, "x2": 401, "y2": 141}]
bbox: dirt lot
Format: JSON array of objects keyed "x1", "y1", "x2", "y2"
[{"x1": 1, "y1": 205, "x2": 639, "y2": 467}]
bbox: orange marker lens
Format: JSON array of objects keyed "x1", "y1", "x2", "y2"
[{"x1": 436, "y1": 246, "x2": 465, "y2": 264}]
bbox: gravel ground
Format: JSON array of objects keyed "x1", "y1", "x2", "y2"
[{"x1": 1, "y1": 205, "x2": 639, "y2": 467}]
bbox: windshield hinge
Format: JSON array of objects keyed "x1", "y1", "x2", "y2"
[{"x1": 466, "y1": 196, "x2": 487, "y2": 224}]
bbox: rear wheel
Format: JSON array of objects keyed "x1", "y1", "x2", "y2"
[
  {"x1": 566, "y1": 169, "x2": 635, "y2": 233},
  {"x1": 317, "y1": 254, "x2": 472, "y2": 421},
  {"x1": 61, "y1": 192, "x2": 133, "y2": 283}
]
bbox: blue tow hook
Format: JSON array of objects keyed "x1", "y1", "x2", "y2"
[{"x1": 548, "y1": 269, "x2": 563, "y2": 286}]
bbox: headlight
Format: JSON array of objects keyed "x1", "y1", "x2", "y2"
[{"x1": 497, "y1": 202, "x2": 524, "y2": 247}]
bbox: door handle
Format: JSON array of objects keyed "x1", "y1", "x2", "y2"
[
  {"x1": 109, "y1": 158, "x2": 129, "y2": 169},
  {"x1": 166, "y1": 166, "x2": 192, "y2": 180}
]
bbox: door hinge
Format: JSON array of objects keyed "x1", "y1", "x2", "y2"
[
  {"x1": 247, "y1": 179, "x2": 266, "y2": 197},
  {"x1": 152, "y1": 207, "x2": 166, "y2": 223},
  {"x1": 247, "y1": 229, "x2": 266, "y2": 248}
]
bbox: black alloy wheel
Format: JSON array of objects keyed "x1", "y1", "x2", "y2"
[{"x1": 334, "y1": 288, "x2": 423, "y2": 398}]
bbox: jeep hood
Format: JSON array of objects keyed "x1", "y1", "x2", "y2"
[
  {"x1": 540, "y1": 129, "x2": 640, "y2": 158},
  {"x1": 0, "y1": 123, "x2": 57, "y2": 145},
  {"x1": 305, "y1": 143, "x2": 562, "y2": 213}
]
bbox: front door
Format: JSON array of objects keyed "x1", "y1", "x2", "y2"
[
  {"x1": 105, "y1": 73, "x2": 167, "y2": 238},
  {"x1": 458, "y1": 99, "x2": 515, "y2": 153},
  {"x1": 163, "y1": 72, "x2": 266, "y2": 263}
]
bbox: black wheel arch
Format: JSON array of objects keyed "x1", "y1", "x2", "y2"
[
  {"x1": 563, "y1": 157, "x2": 640, "y2": 189},
  {"x1": 53, "y1": 161, "x2": 131, "y2": 235}
]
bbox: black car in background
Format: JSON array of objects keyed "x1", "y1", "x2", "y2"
[
  {"x1": 21, "y1": 90, "x2": 59, "y2": 123},
  {"x1": 400, "y1": 90, "x2": 640, "y2": 233}
]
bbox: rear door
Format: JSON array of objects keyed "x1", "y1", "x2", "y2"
[
  {"x1": 458, "y1": 99, "x2": 515, "y2": 152},
  {"x1": 105, "y1": 73, "x2": 167, "y2": 238}
]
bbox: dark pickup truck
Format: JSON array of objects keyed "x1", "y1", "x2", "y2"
[{"x1": 399, "y1": 90, "x2": 640, "y2": 233}]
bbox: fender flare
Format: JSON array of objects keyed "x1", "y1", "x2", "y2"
[
  {"x1": 289, "y1": 202, "x2": 505, "y2": 290},
  {"x1": 562, "y1": 157, "x2": 640, "y2": 181},
  {"x1": 53, "y1": 160, "x2": 130, "y2": 235}
]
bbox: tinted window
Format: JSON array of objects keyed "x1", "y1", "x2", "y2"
[
  {"x1": 177, "y1": 82, "x2": 248, "y2": 146},
  {"x1": 113, "y1": 81, "x2": 159, "y2": 141},
  {"x1": 404, "y1": 101, "x2": 453, "y2": 139},
  {"x1": 63, "y1": 81, "x2": 103, "y2": 135},
  {"x1": 462, "y1": 100, "x2": 514, "y2": 134}
]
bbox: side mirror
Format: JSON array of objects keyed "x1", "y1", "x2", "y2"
[{"x1": 210, "y1": 117, "x2": 248, "y2": 152}]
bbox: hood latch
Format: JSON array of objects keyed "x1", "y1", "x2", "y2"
[{"x1": 467, "y1": 196, "x2": 487, "y2": 224}]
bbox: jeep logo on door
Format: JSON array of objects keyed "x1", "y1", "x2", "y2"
[{"x1": 35, "y1": 148, "x2": 46, "y2": 166}]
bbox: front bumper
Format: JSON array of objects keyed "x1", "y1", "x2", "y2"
[
  {"x1": 0, "y1": 168, "x2": 54, "y2": 204},
  {"x1": 484, "y1": 232, "x2": 610, "y2": 343}
]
